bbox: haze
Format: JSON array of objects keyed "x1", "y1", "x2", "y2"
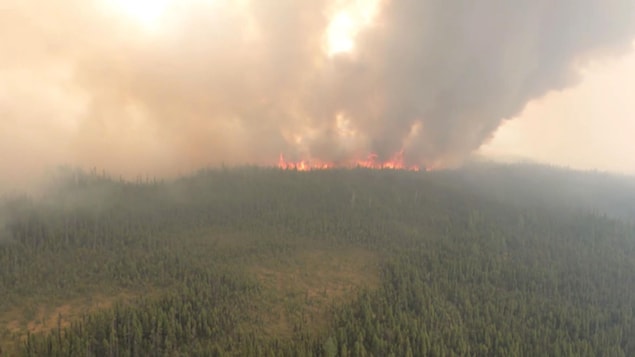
[
  {"x1": 1, "y1": 0, "x2": 634, "y2": 191},
  {"x1": 481, "y1": 44, "x2": 635, "y2": 175}
]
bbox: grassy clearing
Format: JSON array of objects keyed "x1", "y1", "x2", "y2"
[
  {"x1": 1, "y1": 225, "x2": 381, "y2": 353},
  {"x1": 0, "y1": 290, "x2": 143, "y2": 354},
  {"x1": 248, "y1": 246, "x2": 380, "y2": 338}
]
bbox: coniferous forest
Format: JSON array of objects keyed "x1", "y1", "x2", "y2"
[{"x1": 1, "y1": 163, "x2": 635, "y2": 356}]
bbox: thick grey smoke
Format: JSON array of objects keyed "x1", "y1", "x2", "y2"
[
  {"x1": 319, "y1": 0, "x2": 635, "y2": 165},
  {"x1": 1, "y1": 0, "x2": 634, "y2": 188}
]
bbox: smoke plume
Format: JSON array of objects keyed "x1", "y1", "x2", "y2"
[{"x1": 1, "y1": 0, "x2": 634, "y2": 189}]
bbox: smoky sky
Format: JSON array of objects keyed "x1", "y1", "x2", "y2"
[{"x1": 1, "y1": 0, "x2": 634, "y2": 189}]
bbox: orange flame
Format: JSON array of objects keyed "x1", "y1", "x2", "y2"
[{"x1": 277, "y1": 151, "x2": 421, "y2": 171}]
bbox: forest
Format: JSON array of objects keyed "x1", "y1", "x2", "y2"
[{"x1": 1, "y1": 163, "x2": 634, "y2": 356}]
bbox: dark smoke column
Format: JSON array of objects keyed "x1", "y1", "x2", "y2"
[{"x1": 305, "y1": 0, "x2": 635, "y2": 167}]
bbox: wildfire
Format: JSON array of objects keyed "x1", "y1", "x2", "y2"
[{"x1": 277, "y1": 151, "x2": 422, "y2": 171}]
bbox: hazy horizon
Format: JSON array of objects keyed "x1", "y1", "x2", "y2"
[{"x1": 2, "y1": 0, "x2": 634, "y2": 191}]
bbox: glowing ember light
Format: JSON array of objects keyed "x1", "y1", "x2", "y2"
[
  {"x1": 325, "y1": 0, "x2": 382, "y2": 56},
  {"x1": 104, "y1": 0, "x2": 173, "y2": 31},
  {"x1": 277, "y1": 152, "x2": 421, "y2": 172},
  {"x1": 278, "y1": 154, "x2": 335, "y2": 171},
  {"x1": 327, "y1": 12, "x2": 355, "y2": 55}
]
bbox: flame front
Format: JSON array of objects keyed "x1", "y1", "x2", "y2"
[{"x1": 277, "y1": 151, "x2": 421, "y2": 171}]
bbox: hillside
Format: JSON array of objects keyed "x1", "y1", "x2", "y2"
[{"x1": 1, "y1": 164, "x2": 635, "y2": 356}]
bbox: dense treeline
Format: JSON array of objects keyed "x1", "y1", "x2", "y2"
[{"x1": 1, "y1": 164, "x2": 635, "y2": 355}]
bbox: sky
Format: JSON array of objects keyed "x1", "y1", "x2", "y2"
[
  {"x1": 481, "y1": 43, "x2": 635, "y2": 175},
  {"x1": 1, "y1": 0, "x2": 634, "y2": 191}
]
